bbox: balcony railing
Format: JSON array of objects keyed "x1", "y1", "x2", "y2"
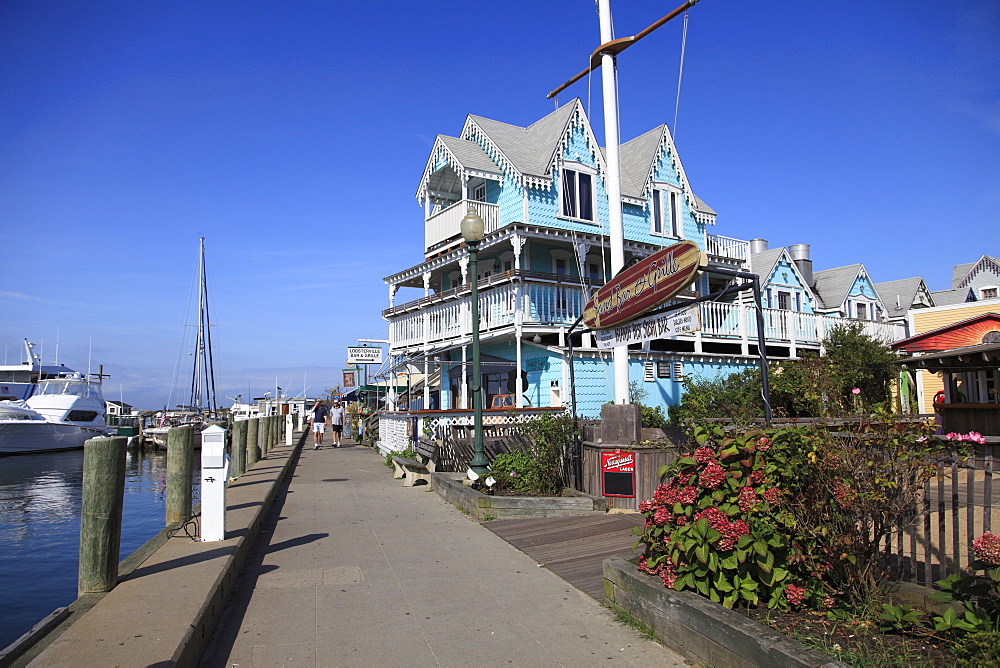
[
  {"x1": 425, "y1": 199, "x2": 501, "y2": 253},
  {"x1": 387, "y1": 280, "x2": 906, "y2": 352},
  {"x1": 706, "y1": 234, "x2": 749, "y2": 262}
]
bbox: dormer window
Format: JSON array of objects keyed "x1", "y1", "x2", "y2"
[
  {"x1": 651, "y1": 186, "x2": 681, "y2": 238},
  {"x1": 560, "y1": 166, "x2": 595, "y2": 222}
]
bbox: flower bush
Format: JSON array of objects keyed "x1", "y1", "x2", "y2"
[
  {"x1": 637, "y1": 417, "x2": 959, "y2": 610},
  {"x1": 636, "y1": 425, "x2": 798, "y2": 609}
]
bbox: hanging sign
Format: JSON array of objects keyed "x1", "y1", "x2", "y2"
[
  {"x1": 594, "y1": 304, "x2": 701, "y2": 349},
  {"x1": 582, "y1": 240, "x2": 704, "y2": 330},
  {"x1": 601, "y1": 449, "x2": 636, "y2": 498},
  {"x1": 347, "y1": 347, "x2": 383, "y2": 364},
  {"x1": 342, "y1": 369, "x2": 357, "y2": 388}
]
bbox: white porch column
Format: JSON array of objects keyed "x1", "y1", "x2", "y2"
[
  {"x1": 515, "y1": 326, "x2": 524, "y2": 408},
  {"x1": 423, "y1": 272, "x2": 431, "y2": 409},
  {"x1": 574, "y1": 241, "x2": 591, "y2": 278},
  {"x1": 512, "y1": 235, "x2": 524, "y2": 271},
  {"x1": 461, "y1": 344, "x2": 468, "y2": 409},
  {"x1": 388, "y1": 284, "x2": 398, "y2": 308}
]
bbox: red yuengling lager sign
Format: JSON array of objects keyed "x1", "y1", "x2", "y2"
[{"x1": 582, "y1": 240, "x2": 704, "y2": 330}]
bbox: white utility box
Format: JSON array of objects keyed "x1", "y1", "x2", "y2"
[{"x1": 201, "y1": 424, "x2": 229, "y2": 542}]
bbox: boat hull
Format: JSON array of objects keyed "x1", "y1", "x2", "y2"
[{"x1": 0, "y1": 423, "x2": 112, "y2": 455}]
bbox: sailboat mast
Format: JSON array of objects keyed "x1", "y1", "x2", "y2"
[
  {"x1": 202, "y1": 238, "x2": 218, "y2": 414},
  {"x1": 188, "y1": 236, "x2": 217, "y2": 415}
]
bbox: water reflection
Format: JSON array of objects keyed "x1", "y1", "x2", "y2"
[{"x1": 0, "y1": 448, "x2": 201, "y2": 649}]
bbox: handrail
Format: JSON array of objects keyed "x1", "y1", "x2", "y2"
[{"x1": 383, "y1": 269, "x2": 606, "y2": 317}]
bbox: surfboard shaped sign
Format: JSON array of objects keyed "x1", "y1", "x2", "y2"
[{"x1": 583, "y1": 240, "x2": 705, "y2": 330}]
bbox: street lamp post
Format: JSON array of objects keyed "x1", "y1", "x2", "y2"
[{"x1": 461, "y1": 207, "x2": 489, "y2": 477}]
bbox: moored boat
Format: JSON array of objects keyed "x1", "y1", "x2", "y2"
[{"x1": 0, "y1": 375, "x2": 113, "y2": 455}]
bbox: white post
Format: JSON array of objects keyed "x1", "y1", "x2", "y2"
[
  {"x1": 285, "y1": 414, "x2": 293, "y2": 445},
  {"x1": 598, "y1": 0, "x2": 629, "y2": 405},
  {"x1": 200, "y1": 425, "x2": 228, "y2": 542}
]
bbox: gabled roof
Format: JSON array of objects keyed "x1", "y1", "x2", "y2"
[
  {"x1": 930, "y1": 288, "x2": 974, "y2": 306},
  {"x1": 438, "y1": 136, "x2": 501, "y2": 175},
  {"x1": 875, "y1": 277, "x2": 928, "y2": 319},
  {"x1": 464, "y1": 100, "x2": 584, "y2": 184},
  {"x1": 952, "y1": 255, "x2": 1000, "y2": 289},
  {"x1": 748, "y1": 248, "x2": 788, "y2": 285},
  {"x1": 416, "y1": 100, "x2": 715, "y2": 221},
  {"x1": 811, "y1": 264, "x2": 864, "y2": 311},
  {"x1": 891, "y1": 312, "x2": 1000, "y2": 352}
]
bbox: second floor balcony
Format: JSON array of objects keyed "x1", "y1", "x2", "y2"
[
  {"x1": 385, "y1": 277, "x2": 906, "y2": 356},
  {"x1": 425, "y1": 200, "x2": 501, "y2": 256}
]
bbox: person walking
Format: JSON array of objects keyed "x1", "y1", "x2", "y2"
[
  {"x1": 329, "y1": 398, "x2": 346, "y2": 447},
  {"x1": 311, "y1": 400, "x2": 329, "y2": 450}
]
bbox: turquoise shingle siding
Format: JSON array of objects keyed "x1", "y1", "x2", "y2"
[
  {"x1": 570, "y1": 356, "x2": 613, "y2": 418},
  {"x1": 525, "y1": 126, "x2": 609, "y2": 237},
  {"x1": 849, "y1": 273, "x2": 877, "y2": 299},
  {"x1": 496, "y1": 175, "x2": 522, "y2": 224}
]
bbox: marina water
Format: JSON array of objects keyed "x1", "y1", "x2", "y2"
[{"x1": 0, "y1": 448, "x2": 201, "y2": 649}]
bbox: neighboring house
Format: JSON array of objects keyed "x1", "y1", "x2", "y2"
[
  {"x1": 875, "y1": 277, "x2": 934, "y2": 333},
  {"x1": 811, "y1": 264, "x2": 886, "y2": 322},
  {"x1": 105, "y1": 400, "x2": 133, "y2": 417},
  {"x1": 930, "y1": 288, "x2": 976, "y2": 307},
  {"x1": 952, "y1": 255, "x2": 1000, "y2": 302},
  {"x1": 382, "y1": 100, "x2": 905, "y2": 417},
  {"x1": 891, "y1": 310, "x2": 1000, "y2": 439},
  {"x1": 896, "y1": 298, "x2": 1000, "y2": 414}
]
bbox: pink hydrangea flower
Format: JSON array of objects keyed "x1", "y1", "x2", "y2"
[
  {"x1": 973, "y1": 531, "x2": 1000, "y2": 565},
  {"x1": 785, "y1": 583, "x2": 806, "y2": 606}
]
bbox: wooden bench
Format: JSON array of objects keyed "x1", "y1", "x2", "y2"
[{"x1": 391, "y1": 437, "x2": 438, "y2": 487}]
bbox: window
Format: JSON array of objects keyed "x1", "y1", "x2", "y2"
[
  {"x1": 657, "y1": 361, "x2": 671, "y2": 378},
  {"x1": 472, "y1": 183, "x2": 486, "y2": 202},
  {"x1": 651, "y1": 187, "x2": 680, "y2": 237},
  {"x1": 856, "y1": 303, "x2": 867, "y2": 320},
  {"x1": 560, "y1": 167, "x2": 595, "y2": 222},
  {"x1": 983, "y1": 287, "x2": 998, "y2": 299},
  {"x1": 777, "y1": 291, "x2": 791, "y2": 311}
]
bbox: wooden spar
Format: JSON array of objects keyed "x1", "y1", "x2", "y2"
[{"x1": 546, "y1": 0, "x2": 700, "y2": 100}]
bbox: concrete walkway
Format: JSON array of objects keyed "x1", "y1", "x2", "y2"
[{"x1": 201, "y1": 440, "x2": 687, "y2": 667}]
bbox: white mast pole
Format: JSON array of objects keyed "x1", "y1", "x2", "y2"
[{"x1": 598, "y1": 0, "x2": 630, "y2": 404}]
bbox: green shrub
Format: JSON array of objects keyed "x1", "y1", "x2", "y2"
[
  {"x1": 491, "y1": 412, "x2": 577, "y2": 496},
  {"x1": 637, "y1": 424, "x2": 798, "y2": 609},
  {"x1": 639, "y1": 404, "x2": 669, "y2": 429},
  {"x1": 637, "y1": 418, "x2": 959, "y2": 611},
  {"x1": 954, "y1": 631, "x2": 1000, "y2": 666}
]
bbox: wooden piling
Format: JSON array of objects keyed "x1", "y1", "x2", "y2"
[
  {"x1": 166, "y1": 425, "x2": 195, "y2": 525},
  {"x1": 78, "y1": 436, "x2": 128, "y2": 595},
  {"x1": 232, "y1": 419, "x2": 247, "y2": 478},
  {"x1": 247, "y1": 417, "x2": 260, "y2": 467}
]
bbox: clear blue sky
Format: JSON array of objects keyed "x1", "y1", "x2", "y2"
[{"x1": 2, "y1": 1, "x2": 997, "y2": 410}]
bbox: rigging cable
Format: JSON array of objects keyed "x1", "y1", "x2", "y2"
[{"x1": 672, "y1": 9, "x2": 690, "y2": 141}]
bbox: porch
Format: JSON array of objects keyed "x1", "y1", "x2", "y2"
[{"x1": 385, "y1": 276, "x2": 907, "y2": 356}]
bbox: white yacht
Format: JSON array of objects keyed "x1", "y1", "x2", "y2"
[
  {"x1": 0, "y1": 376, "x2": 112, "y2": 455},
  {"x1": 0, "y1": 339, "x2": 78, "y2": 401}
]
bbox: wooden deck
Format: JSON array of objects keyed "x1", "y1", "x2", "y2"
[{"x1": 484, "y1": 514, "x2": 646, "y2": 601}]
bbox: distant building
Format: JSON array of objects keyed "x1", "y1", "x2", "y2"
[{"x1": 105, "y1": 400, "x2": 134, "y2": 417}]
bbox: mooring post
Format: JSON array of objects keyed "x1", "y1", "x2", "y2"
[
  {"x1": 261, "y1": 416, "x2": 269, "y2": 456},
  {"x1": 165, "y1": 425, "x2": 194, "y2": 525},
  {"x1": 292, "y1": 412, "x2": 299, "y2": 431},
  {"x1": 232, "y1": 419, "x2": 247, "y2": 478},
  {"x1": 79, "y1": 436, "x2": 128, "y2": 595},
  {"x1": 247, "y1": 417, "x2": 260, "y2": 467}
]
